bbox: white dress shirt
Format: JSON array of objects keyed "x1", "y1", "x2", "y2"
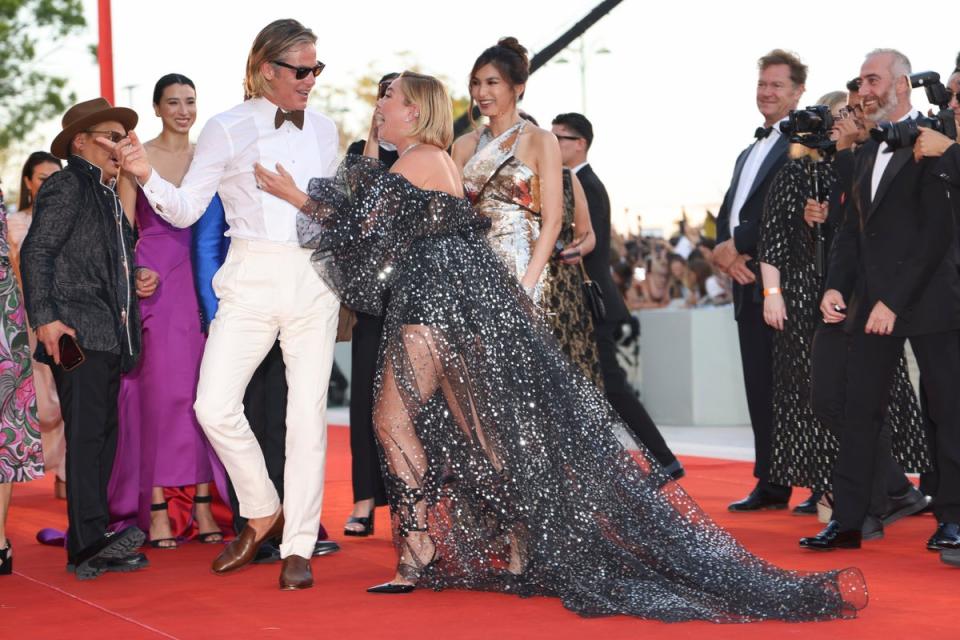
[
  {"x1": 729, "y1": 121, "x2": 784, "y2": 237},
  {"x1": 141, "y1": 97, "x2": 339, "y2": 245},
  {"x1": 871, "y1": 111, "x2": 919, "y2": 201}
]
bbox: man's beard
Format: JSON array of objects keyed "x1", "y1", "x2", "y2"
[{"x1": 871, "y1": 85, "x2": 900, "y2": 122}]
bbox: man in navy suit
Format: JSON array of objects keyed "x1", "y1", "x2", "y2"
[{"x1": 713, "y1": 50, "x2": 806, "y2": 511}]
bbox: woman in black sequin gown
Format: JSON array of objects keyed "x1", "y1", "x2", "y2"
[
  {"x1": 257, "y1": 72, "x2": 866, "y2": 622},
  {"x1": 758, "y1": 117, "x2": 927, "y2": 496}
]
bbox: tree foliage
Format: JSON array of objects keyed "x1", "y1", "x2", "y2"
[
  {"x1": 312, "y1": 53, "x2": 473, "y2": 153},
  {"x1": 0, "y1": 0, "x2": 86, "y2": 152}
]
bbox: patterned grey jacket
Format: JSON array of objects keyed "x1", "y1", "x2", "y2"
[{"x1": 21, "y1": 155, "x2": 142, "y2": 371}]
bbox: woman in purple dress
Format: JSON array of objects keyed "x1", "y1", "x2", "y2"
[{"x1": 115, "y1": 74, "x2": 223, "y2": 548}]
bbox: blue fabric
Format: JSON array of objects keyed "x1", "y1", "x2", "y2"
[{"x1": 190, "y1": 193, "x2": 229, "y2": 332}]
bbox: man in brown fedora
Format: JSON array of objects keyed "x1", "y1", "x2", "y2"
[{"x1": 21, "y1": 97, "x2": 158, "y2": 580}]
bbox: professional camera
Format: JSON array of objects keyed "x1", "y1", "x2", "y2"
[
  {"x1": 870, "y1": 71, "x2": 958, "y2": 149},
  {"x1": 780, "y1": 105, "x2": 836, "y2": 152}
]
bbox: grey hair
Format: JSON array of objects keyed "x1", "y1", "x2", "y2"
[{"x1": 865, "y1": 48, "x2": 912, "y2": 79}]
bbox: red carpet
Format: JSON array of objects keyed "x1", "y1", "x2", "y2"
[{"x1": 2, "y1": 426, "x2": 955, "y2": 639}]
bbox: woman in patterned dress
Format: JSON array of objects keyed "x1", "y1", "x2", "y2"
[
  {"x1": 0, "y1": 180, "x2": 41, "y2": 575},
  {"x1": 9, "y1": 152, "x2": 64, "y2": 499}
]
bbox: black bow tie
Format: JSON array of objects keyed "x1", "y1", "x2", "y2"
[
  {"x1": 754, "y1": 126, "x2": 774, "y2": 140},
  {"x1": 275, "y1": 108, "x2": 305, "y2": 130}
]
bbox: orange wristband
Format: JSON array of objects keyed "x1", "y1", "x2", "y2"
[{"x1": 763, "y1": 287, "x2": 782, "y2": 297}]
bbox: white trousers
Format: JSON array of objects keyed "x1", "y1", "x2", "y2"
[{"x1": 194, "y1": 239, "x2": 339, "y2": 559}]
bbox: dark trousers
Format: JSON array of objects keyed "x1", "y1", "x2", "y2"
[
  {"x1": 53, "y1": 349, "x2": 122, "y2": 560},
  {"x1": 349, "y1": 311, "x2": 387, "y2": 505},
  {"x1": 810, "y1": 323, "x2": 912, "y2": 513},
  {"x1": 917, "y1": 378, "x2": 940, "y2": 499},
  {"x1": 735, "y1": 297, "x2": 790, "y2": 497},
  {"x1": 834, "y1": 329, "x2": 960, "y2": 530},
  {"x1": 594, "y1": 319, "x2": 676, "y2": 467},
  {"x1": 228, "y1": 340, "x2": 287, "y2": 534}
]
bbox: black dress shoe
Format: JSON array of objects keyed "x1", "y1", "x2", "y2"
[
  {"x1": 861, "y1": 515, "x2": 884, "y2": 541},
  {"x1": 662, "y1": 460, "x2": 685, "y2": 481},
  {"x1": 313, "y1": 540, "x2": 340, "y2": 557},
  {"x1": 799, "y1": 521, "x2": 862, "y2": 551},
  {"x1": 69, "y1": 552, "x2": 150, "y2": 574},
  {"x1": 792, "y1": 491, "x2": 822, "y2": 515},
  {"x1": 728, "y1": 489, "x2": 789, "y2": 512},
  {"x1": 367, "y1": 581, "x2": 416, "y2": 594},
  {"x1": 941, "y1": 548, "x2": 960, "y2": 567},
  {"x1": 926, "y1": 522, "x2": 960, "y2": 551},
  {"x1": 879, "y1": 486, "x2": 930, "y2": 525},
  {"x1": 252, "y1": 540, "x2": 282, "y2": 564},
  {"x1": 73, "y1": 526, "x2": 146, "y2": 580}
]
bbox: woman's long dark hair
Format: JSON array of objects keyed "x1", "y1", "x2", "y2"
[{"x1": 19, "y1": 151, "x2": 62, "y2": 210}]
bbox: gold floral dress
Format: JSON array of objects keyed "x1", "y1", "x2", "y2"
[
  {"x1": 542, "y1": 169, "x2": 603, "y2": 389},
  {"x1": 463, "y1": 120, "x2": 544, "y2": 303}
]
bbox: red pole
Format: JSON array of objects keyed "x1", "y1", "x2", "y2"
[{"x1": 98, "y1": 0, "x2": 114, "y2": 103}]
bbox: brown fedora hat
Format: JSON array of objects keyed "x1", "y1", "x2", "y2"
[{"x1": 50, "y1": 97, "x2": 138, "y2": 160}]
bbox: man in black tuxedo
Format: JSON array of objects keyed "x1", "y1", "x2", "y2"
[
  {"x1": 713, "y1": 50, "x2": 806, "y2": 511},
  {"x1": 551, "y1": 113, "x2": 681, "y2": 479},
  {"x1": 801, "y1": 49, "x2": 960, "y2": 553}
]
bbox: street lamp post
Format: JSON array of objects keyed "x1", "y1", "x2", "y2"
[{"x1": 555, "y1": 36, "x2": 610, "y2": 115}]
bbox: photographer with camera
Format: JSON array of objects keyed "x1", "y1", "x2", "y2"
[
  {"x1": 802, "y1": 82, "x2": 930, "y2": 535},
  {"x1": 913, "y1": 67, "x2": 959, "y2": 182},
  {"x1": 800, "y1": 50, "x2": 960, "y2": 558},
  {"x1": 714, "y1": 50, "x2": 805, "y2": 512},
  {"x1": 765, "y1": 90, "x2": 928, "y2": 527}
]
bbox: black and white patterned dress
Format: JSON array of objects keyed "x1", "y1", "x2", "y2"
[{"x1": 758, "y1": 159, "x2": 929, "y2": 492}]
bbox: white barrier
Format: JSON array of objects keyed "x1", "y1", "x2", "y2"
[{"x1": 635, "y1": 306, "x2": 750, "y2": 426}]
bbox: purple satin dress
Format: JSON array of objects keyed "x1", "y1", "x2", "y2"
[{"x1": 108, "y1": 189, "x2": 226, "y2": 532}]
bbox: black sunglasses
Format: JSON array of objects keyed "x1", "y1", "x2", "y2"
[
  {"x1": 555, "y1": 134, "x2": 583, "y2": 141},
  {"x1": 272, "y1": 60, "x2": 325, "y2": 80},
  {"x1": 378, "y1": 80, "x2": 392, "y2": 99},
  {"x1": 86, "y1": 130, "x2": 125, "y2": 143}
]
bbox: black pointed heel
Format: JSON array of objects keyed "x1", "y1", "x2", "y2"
[
  {"x1": 0, "y1": 540, "x2": 12, "y2": 575},
  {"x1": 344, "y1": 510, "x2": 375, "y2": 537},
  {"x1": 367, "y1": 581, "x2": 415, "y2": 594}
]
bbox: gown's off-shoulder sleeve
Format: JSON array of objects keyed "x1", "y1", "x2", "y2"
[{"x1": 297, "y1": 155, "x2": 487, "y2": 315}]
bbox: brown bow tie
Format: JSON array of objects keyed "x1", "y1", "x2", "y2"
[{"x1": 275, "y1": 108, "x2": 304, "y2": 130}]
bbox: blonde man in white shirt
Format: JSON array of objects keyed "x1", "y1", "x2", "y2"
[{"x1": 106, "y1": 19, "x2": 339, "y2": 590}]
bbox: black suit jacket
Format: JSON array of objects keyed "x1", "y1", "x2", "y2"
[
  {"x1": 575, "y1": 164, "x2": 629, "y2": 326},
  {"x1": 936, "y1": 143, "x2": 960, "y2": 187},
  {"x1": 826, "y1": 139, "x2": 960, "y2": 336},
  {"x1": 21, "y1": 155, "x2": 141, "y2": 368},
  {"x1": 715, "y1": 134, "x2": 790, "y2": 318}
]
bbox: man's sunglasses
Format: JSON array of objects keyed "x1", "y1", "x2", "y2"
[
  {"x1": 555, "y1": 134, "x2": 583, "y2": 141},
  {"x1": 86, "y1": 130, "x2": 126, "y2": 143},
  {"x1": 272, "y1": 60, "x2": 325, "y2": 80}
]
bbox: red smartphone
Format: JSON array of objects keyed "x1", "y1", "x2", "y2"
[{"x1": 58, "y1": 334, "x2": 85, "y2": 371}]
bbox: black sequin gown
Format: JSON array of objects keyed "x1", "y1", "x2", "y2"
[
  {"x1": 758, "y1": 159, "x2": 928, "y2": 492},
  {"x1": 299, "y1": 155, "x2": 866, "y2": 622}
]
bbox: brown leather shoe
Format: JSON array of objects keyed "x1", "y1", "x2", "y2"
[
  {"x1": 279, "y1": 555, "x2": 313, "y2": 590},
  {"x1": 211, "y1": 511, "x2": 284, "y2": 575}
]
